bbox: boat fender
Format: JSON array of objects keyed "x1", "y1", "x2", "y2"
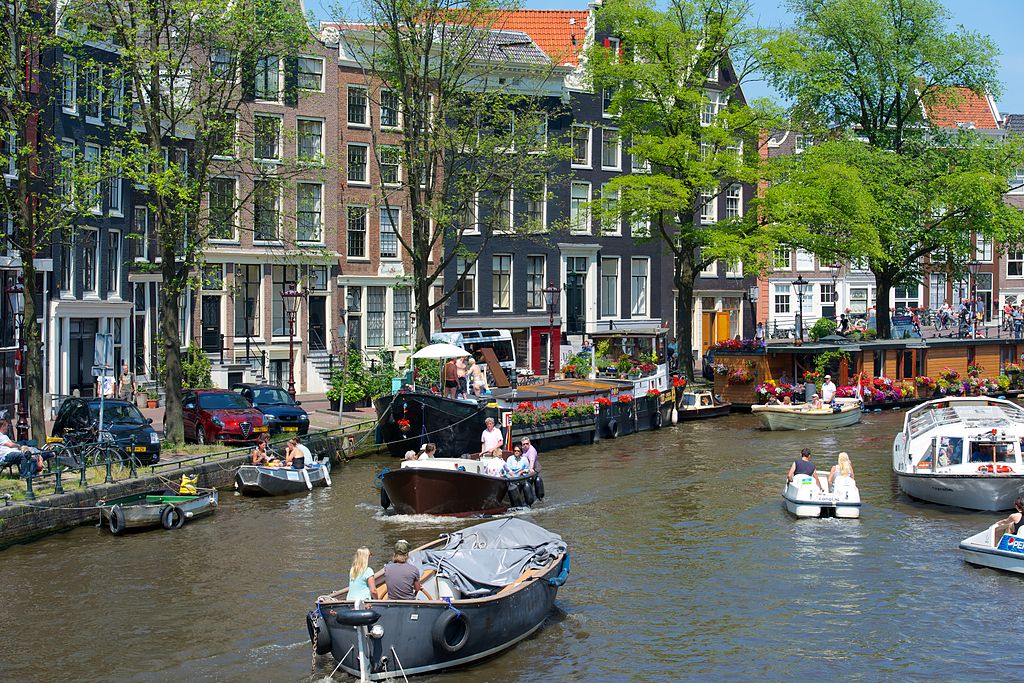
[
  {"x1": 306, "y1": 609, "x2": 333, "y2": 656},
  {"x1": 535, "y1": 476, "x2": 545, "y2": 500},
  {"x1": 507, "y1": 481, "x2": 525, "y2": 508},
  {"x1": 652, "y1": 410, "x2": 663, "y2": 429},
  {"x1": 606, "y1": 418, "x2": 619, "y2": 439},
  {"x1": 548, "y1": 552, "x2": 571, "y2": 587},
  {"x1": 431, "y1": 609, "x2": 470, "y2": 654},
  {"x1": 522, "y1": 479, "x2": 537, "y2": 506},
  {"x1": 671, "y1": 407, "x2": 679, "y2": 425},
  {"x1": 161, "y1": 504, "x2": 186, "y2": 530},
  {"x1": 380, "y1": 486, "x2": 391, "y2": 510},
  {"x1": 335, "y1": 608, "x2": 381, "y2": 627},
  {"x1": 108, "y1": 505, "x2": 126, "y2": 535}
]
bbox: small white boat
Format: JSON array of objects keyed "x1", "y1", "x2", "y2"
[
  {"x1": 893, "y1": 397, "x2": 1024, "y2": 511},
  {"x1": 782, "y1": 474, "x2": 861, "y2": 518},
  {"x1": 960, "y1": 523, "x2": 1024, "y2": 574},
  {"x1": 753, "y1": 398, "x2": 862, "y2": 431}
]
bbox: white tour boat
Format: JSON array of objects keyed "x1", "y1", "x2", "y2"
[
  {"x1": 752, "y1": 397, "x2": 862, "y2": 431},
  {"x1": 960, "y1": 523, "x2": 1024, "y2": 574},
  {"x1": 892, "y1": 397, "x2": 1024, "y2": 511},
  {"x1": 782, "y1": 474, "x2": 861, "y2": 518}
]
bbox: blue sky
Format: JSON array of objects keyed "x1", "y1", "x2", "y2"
[{"x1": 311, "y1": 0, "x2": 1024, "y2": 113}]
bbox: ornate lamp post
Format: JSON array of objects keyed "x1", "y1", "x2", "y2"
[
  {"x1": 792, "y1": 275, "x2": 808, "y2": 342},
  {"x1": 5, "y1": 278, "x2": 27, "y2": 441},
  {"x1": 828, "y1": 263, "x2": 843, "y2": 321},
  {"x1": 542, "y1": 282, "x2": 561, "y2": 381},
  {"x1": 281, "y1": 284, "x2": 306, "y2": 400}
]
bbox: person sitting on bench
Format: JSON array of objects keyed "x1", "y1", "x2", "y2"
[{"x1": 0, "y1": 418, "x2": 42, "y2": 476}]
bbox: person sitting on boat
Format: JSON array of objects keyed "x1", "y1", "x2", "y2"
[
  {"x1": 788, "y1": 448, "x2": 824, "y2": 491},
  {"x1": 700, "y1": 394, "x2": 712, "y2": 406},
  {"x1": 821, "y1": 375, "x2": 837, "y2": 402},
  {"x1": 348, "y1": 546, "x2": 377, "y2": 606},
  {"x1": 766, "y1": 395, "x2": 780, "y2": 405},
  {"x1": 285, "y1": 438, "x2": 308, "y2": 469},
  {"x1": 418, "y1": 443, "x2": 437, "y2": 460},
  {"x1": 250, "y1": 433, "x2": 273, "y2": 465},
  {"x1": 829, "y1": 452, "x2": 856, "y2": 490},
  {"x1": 781, "y1": 396, "x2": 792, "y2": 405},
  {"x1": 996, "y1": 497, "x2": 1024, "y2": 538},
  {"x1": 480, "y1": 417, "x2": 504, "y2": 456},
  {"x1": 383, "y1": 540, "x2": 422, "y2": 601},
  {"x1": 809, "y1": 394, "x2": 824, "y2": 410},
  {"x1": 520, "y1": 437, "x2": 539, "y2": 473},
  {"x1": 456, "y1": 356, "x2": 469, "y2": 399},
  {"x1": 404, "y1": 450, "x2": 418, "y2": 461},
  {"x1": 504, "y1": 447, "x2": 531, "y2": 478},
  {"x1": 482, "y1": 448, "x2": 506, "y2": 476}
]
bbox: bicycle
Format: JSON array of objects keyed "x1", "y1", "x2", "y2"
[{"x1": 44, "y1": 425, "x2": 131, "y2": 477}]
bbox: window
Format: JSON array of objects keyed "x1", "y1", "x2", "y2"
[
  {"x1": 297, "y1": 119, "x2": 323, "y2": 161},
  {"x1": 347, "y1": 87, "x2": 368, "y2": 125},
  {"x1": 602, "y1": 184, "x2": 620, "y2": 234},
  {"x1": 202, "y1": 264, "x2": 224, "y2": 290},
  {"x1": 1, "y1": 129, "x2": 15, "y2": 178},
  {"x1": 794, "y1": 134, "x2": 813, "y2": 154},
  {"x1": 774, "y1": 284, "x2": 791, "y2": 313},
  {"x1": 707, "y1": 64, "x2": 719, "y2": 82},
  {"x1": 1009, "y1": 169, "x2": 1024, "y2": 194},
  {"x1": 530, "y1": 115, "x2": 547, "y2": 151},
  {"x1": 1008, "y1": 251, "x2": 1024, "y2": 277},
  {"x1": 81, "y1": 229, "x2": 98, "y2": 294},
  {"x1": 607, "y1": 37, "x2": 620, "y2": 59},
  {"x1": 570, "y1": 182, "x2": 591, "y2": 234},
  {"x1": 271, "y1": 265, "x2": 299, "y2": 336},
  {"x1": 701, "y1": 258, "x2": 718, "y2": 277},
  {"x1": 208, "y1": 177, "x2": 236, "y2": 240},
  {"x1": 524, "y1": 177, "x2": 546, "y2": 229},
  {"x1": 380, "y1": 90, "x2": 400, "y2": 128},
  {"x1": 83, "y1": 66, "x2": 101, "y2": 120},
  {"x1": 394, "y1": 287, "x2": 411, "y2": 346},
  {"x1": 297, "y1": 57, "x2": 324, "y2": 91},
  {"x1": 296, "y1": 183, "x2": 322, "y2": 242},
  {"x1": 211, "y1": 48, "x2": 236, "y2": 80},
  {"x1": 795, "y1": 248, "x2": 815, "y2": 271},
  {"x1": 107, "y1": 75, "x2": 124, "y2": 121},
  {"x1": 347, "y1": 143, "x2": 368, "y2": 183},
  {"x1": 210, "y1": 113, "x2": 237, "y2": 157},
  {"x1": 234, "y1": 264, "x2": 261, "y2": 337},
  {"x1": 108, "y1": 148, "x2": 123, "y2": 215},
  {"x1": 602, "y1": 87, "x2": 615, "y2": 115},
  {"x1": 820, "y1": 283, "x2": 836, "y2": 304},
  {"x1": 495, "y1": 189, "x2": 512, "y2": 233},
  {"x1": 725, "y1": 184, "x2": 742, "y2": 218},
  {"x1": 255, "y1": 56, "x2": 281, "y2": 100},
  {"x1": 601, "y1": 128, "x2": 621, "y2": 169},
  {"x1": 726, "y1": 260, "x2": 743, "y2": 278},
  {"x1": 526, "y1": 255, "x2": 545, "y2": 310},
  {"x1": 380, "y1": 207, "x2": 399, "y2": 258},
  {"x1": 367, "y1": 286, "x2": 386, "y2": 347},
  {"x1": 849, "y1": 287, "x2": 869, "y2": 314},
  {"x1": 571, "y1": 125, "x2": 592, "y2": 167},
  {"x1": 701, "y1": 91, "x2": 726, "y2": 126},
  {"x1": 347, "y1": 206, "x2": 367, "y2": 258},
  {"x1": 253, "y1": 115, "x2": 280, "y2": 160},
  {"x1": 631, "y1": 147, "x2": 651, "y2": 173},
  {"x1": 929, "y1": 272, "x2": 947, "y2": 307},
  {"x1": 601, "y1": 257, "x2": 619, "y2": 318},
  {"x1": 253, "y1": 181, "x2": 279, "y2": 241},
  {"x1": 84, "y1": 144, "x2": 101, "y2": 212},
  {"x1": 630, "y1": 257, "x2": 649, "y2": 316},
  {"x1": 894, "y1": 284, "x2": 920, "y2": 310},
  {"x1": 976, "y1": 234, "x2": 993, "y2": 262},
  {"x1": 699, "y1": 189, "x2": 716, "y2": 223},
  {"x1": 492, "y1": 254, "x2": 512, "y2": 311},
  {"x1": 379, "y1": 145, "x2": 400, "y2": 184},
  {"x1": 106, "y1": 231, "x2": 120, "y2": 296},
  {"x1": 132, "y1": 206, "x2": 149, "y2": 259},
  {"x1": 460, "y1": 193, "x2": 478, "y2": 233},
  {"x1": 62, "y1": 56, "x2": 77, "y2": 112},
  {"x1": 59, "y1": 142, "x2": 75, "y2": 201},
  {"x1": 456, "y1": 257, "x2": 476, "y2": 311}
]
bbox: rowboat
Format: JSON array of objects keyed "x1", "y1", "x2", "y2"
[
  {"x1": 97, "y1": 489, "x2": 218, "y2": 534},
  {"x1": 960, "y1": 523, "x2": 1024, "y2": 573},
  {"x1": 782, "y1": 474, "x2": 861, "y2": 518},
  {"x1": 752, "y1": 398, "x2": 862, "y2": 431},
  {"x1": 234, "y1": 460, "x2": 332, "y2": 496},
  {"x1": 379, "y1": 458, "x2": 542, "y2": 516},
  {"x1": 307, "y1": 518, "x2": 569, "y2": 682}
]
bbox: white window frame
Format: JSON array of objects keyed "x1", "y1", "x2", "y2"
[
  {"x1": 84, "y1": 143, "x2": 102, "y2": 214},
  {"x1": 296, "y1": 117, "x2": 325, "y2": 163},
  {"x1": 701, "y1": 91, "x2": 726, "y2": 126},
  {"x1": 379, "y1": 207, "x2": 400, "y2": 259},
  {"x1": 975, "y1": 234, "x2": 993, "y2": 263},
  {"x1": 601, "y1": 184, "x2": 621, "y2": 236},
  {"x1": 107, "y1": 74, "x2": 124, "y2": 122},
  {"x1": 133, "y1": 206, "x2": 149, "y2": 259},
  {"x1": 600, "y1": 256, "x2": 619, "y2": 319},
  {"x1": 106, "y1": 229, "x2": 121, "y2": 297},
  {"x1": 83, "y1": 65, "x2": 103, "y2": 124},
  {"x1": 707, "y1": 64, "x2": 719, "y2": 82},
  {"x1": 379, "y1": 145, "x2": 402, "y2": 186},
  {"x1": 524, "y1": 178, "x2": 547, "y2": 231},
  {"x1": 210, "y1": 48, "x2": 237, "y2": 81},
  {"x1": 795, "y1": 248, "x2": 815, "y2": 271},
  {"x1": 296, "y1": 182, "x2": 323, "y2": 244},
  {"x1": 526, "y1": 254, "x2": 546, "y2": 311},
  {"x1": 492, "y1": 253, "x2": 513, "y2": 312},
  {"x1": 1009, "y1": 169, "x2": 1024, "y2": 195},
  {"x1": 699, "y1": 189, "x2": 717, "y2": 224},
  {"x1": 347, "y1": 143, "x2": 369, "y2": 185},
  {"x1": 571, "y1": 124, "x2": 592, "y2": 168},
  {"x1": 725, "y1": 184, "x2": 742, "y2": 219},
  {"x1": 494, "y1": 188, "x2": 514, "y2": 234},
  {"x1": 455, "y1": 257, "x2": 478, "y2": 313},
  {"x1": 726, "y1": 259, "x2": 743, "y2": 278},
  {"x1": 346, "y1": 205, "x2": 369, "y2": 260},
  {"x1": 630, "y1": 257, "x2": 650, "y2": 317},
  {"x1": 601, "y1": 127, "x2": 621, "y2": 171},
  {"x1": 254, "y1": 55, "x2": 283, "y2": 102},
  {"x1": 208, "y1": 176, "x2": 238, "y2": 242},
  {"x1": 62, "y1": 55, "x2": 78, "y2": 114},
  {"x1": 347, "y1": 86, "x2": 369, "y2": 127},
  {"x1": 700, "y1": 258, "x2": 718, "y2": 278},
  {"x1": 253, "y1": 113, "x2": 282, "y2": 162},
  {"x1": 379, "y1": 88, "x2": 402, "y2": 129},
  {"x1": 1008, "y1": 250, "x2": 1024, "y2": 278},
  {"x1": 774, "y1": 283, "x2": 791, "y2": 314},
  {"x1": 81, "y1": 228, "x2": 99, "y2": 295},
  {"x1": 570, "y1": 181, "x2": 592, "y2": 235},
  {"x1": 795, "y1": 134, "x2": 813, "y2": 154},
  {"x1": 773, "y1": 247, "x2": 792, "y2": 271},
  {"x1": 3, "y1": 127, "x2": 17, "y2": 179},
  {"x1": 461, "y1": 192, "x2": 479, "y2": 235},
  {"x1": 107, "y1": 148, "x2": 123, "y2": 216},
  {"x1": 297, "y1": 56, "x2": 325, "y2": 92},
  {"x1": 253, "y1": 180, "x2": 281, "y2": 243}
]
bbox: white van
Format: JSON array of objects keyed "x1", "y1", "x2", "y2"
[{"x1": 431, "y1": 330, "x2": 517, "y2": 384}]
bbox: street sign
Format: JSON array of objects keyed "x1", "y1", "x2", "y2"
[
  {"x1": 501, "y1": 411, "x2": 512, "y2": 428},
  {"x1": 94, "y1": 333, "x2": 114, "y2": 370}
]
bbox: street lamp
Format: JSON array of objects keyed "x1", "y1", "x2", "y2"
[
  {"x1": 5, "y1": 278, "x2": 27, "y2": 441},
  {"x1": 281, "y1": 283, "x2": 306, "y2": 400},
  {"x1": 828, "y1": 263, "x2": 843, "y2": 321},
  {"x1": 542, "y1": 282, "x2": 561, "y2": 381},
  {"x1": 792, "y1": 275, "x2": 808, "y2": 341},
  {"x1": 747, "y1": 285, "x2": 759, "y2": 338}
]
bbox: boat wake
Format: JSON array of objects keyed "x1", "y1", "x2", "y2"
[{"x1": 355, "y1": 501, "x2": 574, "y2": 526}]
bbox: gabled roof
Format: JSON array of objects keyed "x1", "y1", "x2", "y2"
[
  {"x1": 923, "y1": 86, "x2": 1002, "y2": 130},
  {"x1": 488, "y1": 10, "x2": 591, "y2": 66},
  {"x1": 1004, "y1": 113, "x2": 1024, "y2": 135}
]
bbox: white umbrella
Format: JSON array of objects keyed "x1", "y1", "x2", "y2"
[{"x1": 411, "y1": 343, "x2": 470, "y2": 359}]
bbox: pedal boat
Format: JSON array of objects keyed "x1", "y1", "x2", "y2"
[
  {"x1": 960, "y1": 523, "x2": 1024, "y2": 574},
  {"x1": 782, "y1": 474, "x2": 861, "y2": 518}
]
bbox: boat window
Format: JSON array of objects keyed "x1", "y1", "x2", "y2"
[
  {"x1": 971, "y1": 440, "x2": 1014, "y2": 463},
  {"x1": 682, "y1": 393, "x2": 697, "y2": 407},
  {"x1": 918, "y1": 441, "x2": 935, "y2": 470},
  {"x1": 936, "y1": 437, "x2": 963, "y2": 467}
]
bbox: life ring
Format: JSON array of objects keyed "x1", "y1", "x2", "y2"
[
  {"x1": 534, "y1": 476, "x2": 545, "y2": 500},
  {"x1": 977, "y1": 464, "x2": 995, "y2": 474},
  {"x1": 431, "y1": 610, "x2": 470, "y2": 654},
  {"x1": 997, "y1": 465, "x2": 1014, "y2": 474},
  {"x1": 507, "y1": 481, "x2": 524, "y2": 508},
  {"x1": 306, "y1": 610, "x2": 333, "y2": 656},
  {"x1": 334, "y1": 608, "x2": 381, "y2": 627},
  {"x1": 161, "y1": 504, "x2": 186, "y2": 530},
  {"x1": 380, "y1": 486, "x2": 391, "y2": 510},
  {"x1": 606, "y1": 418, "x2": 619, "y2": 439},
  {"x1": 108, "y1": 506, "x2": 126, "y2": 535},
  {"x1": 652, "y1": 410, "x2": 663, "y2": 430}
]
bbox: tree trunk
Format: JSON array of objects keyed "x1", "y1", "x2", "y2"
[
  {"x1": 874, "y1": 271, "x2": 893, "y2": 339},
  {"x1": 21, "y1": 256, "x2": 45, "y2": 444},
  {"x1": 674, "y1": 258, "x2": 697, "y2": 383},
  {"x1": 160, "y1": 252, "x2": 184, "y2": 444}
]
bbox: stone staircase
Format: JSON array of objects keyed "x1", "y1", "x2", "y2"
[{"x1": 308, "y1": 349, "x2": 337, "y2": 386}]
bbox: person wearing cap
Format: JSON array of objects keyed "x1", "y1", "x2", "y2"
[
  {"x1": 788, "y1": 447, "x2": 823, "y2": 491},
  {"x1": 809, "y1": 393, "x2": 824, "y2": 410},
  {"x1": 383, "y1": 540, "x2": 422, "y2": 601},
  {"x1": 520, "y1": 437, "x2": 539, "y2": 474},
  {"x1": 821, "y1": 374, "x2": 837, "y2": 403}
]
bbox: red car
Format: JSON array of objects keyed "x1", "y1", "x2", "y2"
[{"x1": 182, "y1": 389, "x2": 268, "y2": 445}]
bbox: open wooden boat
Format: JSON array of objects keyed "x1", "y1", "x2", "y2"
[
  {"x1": 380, "y1": 458, "x2": 542, "y2": 516},
  {"x1": 307, "y1": 518, "x2": 569, "y2": 681},
  {"x1": 752, "y1": 398, "x2": 862, "y2": 431},
  {"x1": 97, "y1": 489, "x2": 218, "y2": 535},
  {"x1": 676, "y1": 389, "x2": 731, "y2": 421},
  {"x1": 960, "y1": 523, "x2": 1024, "y2": 573},
  {"x1": 234, "y1": 460, "x2": 332, "y2": 496}
]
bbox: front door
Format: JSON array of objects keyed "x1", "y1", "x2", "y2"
[
  {"x1": 565, "y1": 257, "x2": 587, "y2": 335},
  {"x1": 308, "y1": 296, "x2": 327, "y2": 351},
  {"x1": 69, "y1": 318, "x2": 98, "y2": 396},
  {"x1": 201, "y1": 296, "x2": 221, "y2": 353}
]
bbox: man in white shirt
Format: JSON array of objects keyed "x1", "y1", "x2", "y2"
[
  {"x1": 821, "y1": 374, "x2": 837, "y2": 403},
  {"x1": 480, "y1": 417, "x2": 504, "y2": 455}
]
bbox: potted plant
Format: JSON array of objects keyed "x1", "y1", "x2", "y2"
[
  {"x1": 145, "y1": 389, "x2": 159, "y2": 409},
  {"x1": 397, "y1": 418, "x2": 411, "y2": 433},
  {"x1": 616, "y1": 356, "x2": 634, "y2": 378}
]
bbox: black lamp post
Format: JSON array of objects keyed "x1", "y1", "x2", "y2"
[
  {"x1": 542, "y1": 282, "x2": 561, "y2": 381},
  {"x1": 828, "y1": 263, "x2": 842, "y2": 321},
  {"x1": 281, "y1": 284, "x2": 306, "y2": 400},
  {"x1": 747, "y1": 285, "x2": 759, "y2": 337},
  {"x1": 5, "y1": 278, "x2": 27, "y2": 441},
  {"x1": 792, "y1": 275, "x2": 808, "y2": 341}
]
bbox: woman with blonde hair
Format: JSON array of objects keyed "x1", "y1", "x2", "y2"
[
  {"x1": 828, "y1": 452, "x2": 856, "y2": 490},
  {"x1": 347, "y1": 547, "x2": 376, "y2": 605}
]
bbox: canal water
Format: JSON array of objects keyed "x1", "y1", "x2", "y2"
[{"x1": 2, "y1": 410, "x2": 1021, "y2": 681}]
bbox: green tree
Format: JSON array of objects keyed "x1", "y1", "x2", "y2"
[{"x1": 585, "y1": 0, "x2": 782, "y2": 381}]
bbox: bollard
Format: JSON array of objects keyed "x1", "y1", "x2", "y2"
[
  {"x1": 104, "y1": 447, "x2": 114, "y2": 484},
  {"x1": 25, "y1": 471, "x2": 35, "y2": 500},
  {"x1": 54, "y1": 461, "x2": 64, "y2": 495},
  {"x1": 129, "y1": 435, "x2": 138, "y2": 478},
  {"x1": 79, "y1": 458, "x2": 87, "y2": 488}
]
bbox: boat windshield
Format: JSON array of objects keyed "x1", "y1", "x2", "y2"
[
  {"x1": 936, "y1": 436, "x2": 964, "y2": 467},
  {"x1": 969, "y1": 440, "x2": 1016, "y2": 463},
  {"x1": 682, "y1": 394, "x2": 697, "y2": 407}
]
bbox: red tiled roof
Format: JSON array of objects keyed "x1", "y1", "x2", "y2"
[
  {"x1": 924, "y1": 86, "x2": 1000, "y2": 130},
  {"x1": 488, "y1": 10, "x2": 591, "y2": 66}
]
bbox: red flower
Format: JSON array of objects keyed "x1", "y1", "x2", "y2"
[
  {"x1": 646, "y1": 389, "x2": 661, "y2": 397},
  {"x1": 595, "y1": 397, "x2": 612, "y2": 407},
  {"x1": 396, "y1": 418, "x2": 411, "y2": 428},
  {"x1": 551, "y1": 400, "x2": 569, "y2": 410},
  {"x1": 618, "y1": 394, "x2": 634, "y2": 403},
  {"x1": 516, "y1": 401, "x2": 535, "y2": 411},
  {"x1": 672, "y1": 377, "x2": 687, "y2": 388}
]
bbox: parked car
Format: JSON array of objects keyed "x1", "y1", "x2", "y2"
[
  {"x1": 52, "y1": 398, "x2": 161, "y2": 465},
  {"x1": 230, "y1": 384, "x2": 310, "y2": 436},
  {"x1": 182, "y1": 389, "x2": 267, "y2": 445}
]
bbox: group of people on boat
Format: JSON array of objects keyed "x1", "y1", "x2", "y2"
[
  {"x1": 765, "y1": 374, "x2": 842, "y2": 411},
  {"x1": 787, "y1": 448, "x2": 855, "y2": 492},
  {"x1": 347, "y1": 539, "x2": 425, "y2": 605},
  {"x1": 250, "y1": 434, "x2": 313, "y2": 469},
  {"x1": 443, "y1": 356, "x2": 490, "y2": 399},
  {"x1": 403, "y1": 443, "x2": 439, "y2": 460}
]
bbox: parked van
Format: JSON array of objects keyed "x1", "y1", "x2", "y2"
[{"x1": 431, "y1": 329, "x2": 517, "y2": 385}]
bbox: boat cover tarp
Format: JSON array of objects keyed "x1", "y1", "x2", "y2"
[{"x1": 409, "y1": 518, "x2": 565, "y2": 598}]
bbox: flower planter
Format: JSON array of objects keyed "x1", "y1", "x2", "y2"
[
  {"x1": 329, "y1": 397, "x2": 340, "y2": 411},
  {"x1": 146, "y1": 399, "x2": 158, "y2": 409}
]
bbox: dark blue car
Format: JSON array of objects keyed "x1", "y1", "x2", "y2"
[
  {"x1": 52, "y1": 398, "x2": 161, "y2": 464},
  {"x1": 231, "y1": 384, "x2": 310, "y2": 436}
]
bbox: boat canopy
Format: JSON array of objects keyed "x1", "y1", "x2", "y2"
[
  {"x1": 411, "y1": 343, "x2": 471, "y2": 359},
  {"x1": 905, "y1": 399, "x2": 1024, "y2": 440},
  {"x1": 409, "y1": 518, "x2": 565, "y2": 598}
]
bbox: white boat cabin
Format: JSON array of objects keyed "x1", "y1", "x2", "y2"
[{"x1": 680, "y1": 390, "x2": 716, "y2": 410}]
